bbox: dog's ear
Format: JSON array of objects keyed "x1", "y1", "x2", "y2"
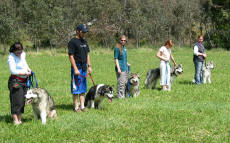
[
  {"x1": 32, "y1": 88, "x2": 40, "y2": 98},
  {"x1": 109, "y1": 86, "x2": 113, "y2": 91},
  {"x1": 136, "y1": 73, "x2": 140, "y2": 79}
]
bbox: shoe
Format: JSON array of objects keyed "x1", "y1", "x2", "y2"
[
  {"x1": 74, "y1": 108, "x2": 81, "y2": 113},
  {"x1": 80, "y1": 108, "x2": 87, "y2": 112}
]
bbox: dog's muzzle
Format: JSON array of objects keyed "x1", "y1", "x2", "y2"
[
  {"x1": 107, "y1": 97, "x2": 112, "y2": 102},
  {"x1": 26, "y1": 98, "x2": 33, "y2": 105}
]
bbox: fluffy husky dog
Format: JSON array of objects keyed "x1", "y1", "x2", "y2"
[
  {"x1": 202, "y1": 61, "x2": 214, "y2": 84},
  {"x1": 25, "y1": 88, "x2": 57, "y2": 124},
  {"x1": 145, "y1": 64, "x2": 183, "y2": 90},
  {"x1": 126, "y1": 73, "x2": 140, "y2": 97},
  {"x1": 85, "y1": 84, "x2": 113, "y2": 109}
]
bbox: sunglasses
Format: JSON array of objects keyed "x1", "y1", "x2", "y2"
[
  {"x1": 120, "y1": 40, "x2": 127, "y2": 42},
  {"x1": 15, "y1": 50, "x2": 22, "y2": 55}
]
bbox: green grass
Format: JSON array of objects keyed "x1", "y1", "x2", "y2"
[{"x1": 0, "y1": 47, "x2": 230, "y2": 142}]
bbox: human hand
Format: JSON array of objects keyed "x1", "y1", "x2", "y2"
[
  {"x1": 88, "y1": 67, "x2": 92, "y2": 74},
  {"x1": 74, "y1": 69, "x2": 80, "y2": 75},
  {"x1": 26, "y1": 71, "x2": 31, "y2": 76},
  {"x1": 117, "y1": 69, "x2": 122, "y2": 74},
  {"x1": 203, "y1": 53, "x2": 207, "y2": 58}
]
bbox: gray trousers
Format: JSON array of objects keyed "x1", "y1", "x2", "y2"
[{"x1": 116, "y1": 72, "x2": 128, "y2": 99}]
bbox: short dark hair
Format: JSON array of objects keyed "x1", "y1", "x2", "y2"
[{"x1": 9, "y1": 42, "x2": 23, "y2": 53}]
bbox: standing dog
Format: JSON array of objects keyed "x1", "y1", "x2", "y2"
[
  {"x1": 126, "y1": 73, "x2": 140, "y2": 97},
  {"x1": 25, "y1": 88, "x2": 57, "y2": 124},
  {"x1": 85, "y1": 84, "x2": 113, "y2": 109},
  {"x1": 145, "y1": 64, "x2": 183, "y2": 90},
  {"x1": 202, "y1": 61, "x2": 214, "y2": 84}
]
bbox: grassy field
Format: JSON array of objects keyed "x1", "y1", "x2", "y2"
[{"x1": 0, "y1": 47, "x2": 230, "y2": 143}]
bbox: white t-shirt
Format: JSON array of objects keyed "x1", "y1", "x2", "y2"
[
  {"x1": 159, "y1": 46, "x2": 171, "y2": 62},
  {"x1": 8, "y1": 52, "x2": 29, "y2": 77}
]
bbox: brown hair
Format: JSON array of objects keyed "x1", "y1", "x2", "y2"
[
  {"x1": 164, "y1": 40, "x2": 173, "y2": 48},
  {"x1": 198, "y1": 35, "x2": 203, "y2": 39},
  {"x1": 117, "y1": 35, "x2": 127, "y2": 53}
]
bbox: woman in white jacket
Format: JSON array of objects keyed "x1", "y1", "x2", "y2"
[{"x1": 8, "y1": 42, "x2": 31, "y2": 125}]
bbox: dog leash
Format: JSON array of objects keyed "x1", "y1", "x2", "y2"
[
  {"x1": 127, "y1": 65, "x2": 131, "y2": 98},
  {"x1": 77, "y1": 73, "x2": 96, "y2": 86},
  {"x1": 89, "y1": 73, "x2": 96, "y2": 86},
  {"x1": 27, "y1": 71, "x2": 38, "y2": 89}
]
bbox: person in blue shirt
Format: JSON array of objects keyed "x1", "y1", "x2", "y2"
[{"x1": 114, "y1": 35, "x2": 129, "y2": 99}]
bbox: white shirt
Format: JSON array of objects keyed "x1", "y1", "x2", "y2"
[
  {"x1": 8, "y1": 52, "x2": 29, "y2": 77},
  {"x1": 193, "y1": 45, "x2": 201, "y2": 56},
  {"x1": 159, "y1": 46, "x2": 171, "y2": 62}
]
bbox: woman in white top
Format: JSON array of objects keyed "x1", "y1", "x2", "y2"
[
  {"x1": 157, "y1": 40, "x2": 176, "y2": 91},
  {"x1": 8, "y1": 42, "x2": 31, "y2": 125}
]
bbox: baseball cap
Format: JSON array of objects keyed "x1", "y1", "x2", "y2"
[{"x1": 76, "y1": 24, "x2": 88, "y2": 33}]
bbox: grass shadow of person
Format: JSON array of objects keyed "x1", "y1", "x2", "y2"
[
  {"x1": 55, "y1": 104, "x2": 74, "y2": 111},
  {"x1": 0, "y1": 114, "x2": 12, "y2": 123},
  {"x1": 0, "y1": 113, "x2": 33, "y2": 124},
  {"x1": 178, "y1": 80, "x2": 194, "y2": 85}
]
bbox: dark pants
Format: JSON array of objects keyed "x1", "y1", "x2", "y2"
[{"x1": 8, "y1": 77, "x2": 27, "y2": 114}]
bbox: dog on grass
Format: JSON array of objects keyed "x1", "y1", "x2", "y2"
[
  {"x1": 84, "y1": 84, "x2": 113, "y2": 109},
  {"x1": 145, "y1": 64, "x2": 183, "y2": 90},
  {"x1": 126, "y1": 73, "x2": 140, "y2": 97},
  {"x1": 202, "y1": 61, "x2": 214, "y2": 84},
  {"x1": 25, "y1": 88, "x2": 57, "y2": 124}
]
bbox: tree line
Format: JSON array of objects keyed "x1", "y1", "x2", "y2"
[{"x1": 0, "y1": 0, "x2": 229, "y2": 53}]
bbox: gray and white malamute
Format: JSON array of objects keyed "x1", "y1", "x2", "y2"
[
  {"x1": 126, "y1": 73, "x2": 140, "y2": 97},
  {"x1": 202, "y1": 61, "x2": 214, "y2": 84},
  {"x1": 145, "y1": 64, "x2": 183, "y2": 90},
  {"x1": 25, "y1": 88, "x2": 57, "y2": 124},
  {"x1": 85, "y1": 84, "x2": 113, "y2": 109}
]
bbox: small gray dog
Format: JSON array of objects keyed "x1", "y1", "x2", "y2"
[
  {"x1": 25, "y1": 88, "x2": 57, "y2": 124},
  {"x1": 126, "y1": 73, "x2": 140, "y2": 97},
  {"x1": 202, "y1": 61, "x2": 214, "y2": 84},
  {"x1": 145, "y1": 64, "x2": 183, "y2": 90}
]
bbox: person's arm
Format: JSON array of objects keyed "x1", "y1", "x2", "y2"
[
  {"x1": 8, "y1": 54, "x2": 28, "y2": 76},
  {"x1": 170, "y1": 53, "x2": 176, "y2": 66},
  {"x1": 115, "y1": 59, "x2": 121, "y2": 74},
  {"x1": 114, "y1": 48, "x2": 121, "y2": 74},
  {"x1": 156, "y1": 50, "x2": 168, "y2": 61},
  {"x1": 194, "y1": 45, "x2": 206, "y2": 57},
  {"x1": 23, "y1": 52, "x2": 31, "y2": 75},
  {"x1": 69, "y1": 54, "x2": 80, "y2": 75},
  {"x1": 87, "y1": 54, "x2": 92, "y2": 74}
]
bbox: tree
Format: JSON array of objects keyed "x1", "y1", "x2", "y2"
[{"x1": 0, "y1": 0, "x2": 17, "y2": 54}]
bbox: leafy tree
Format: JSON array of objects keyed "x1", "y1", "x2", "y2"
[{"x1": 0, "y1": 0, "x2": 17, "y2": 54}]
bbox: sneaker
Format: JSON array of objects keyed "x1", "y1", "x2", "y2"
[{"x1": 80, "y1": 108, "x2": 87, "y2": 112}]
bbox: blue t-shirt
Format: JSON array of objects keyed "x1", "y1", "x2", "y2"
[{"x1": 114, "y1": 46, "x2": 128, "y2": 72}]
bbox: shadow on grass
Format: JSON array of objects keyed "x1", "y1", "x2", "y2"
[
  {"x1": 0, "y1": 114, "x2": 12, "y2": 123},
  {"x1": 0, "y1": 114, "x2": 33, "y2": 124},
  {"x1": 55, "y1": 104, "x2": 73, "y2": 110},
  {"x1": 179, "y1": 80, "x2": 194, "y2": 85},
  {"x1": 143, "y1": 87, "x2": 162, "y2": 91}
]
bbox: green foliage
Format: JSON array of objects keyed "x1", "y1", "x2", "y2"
[
  {"x1": 1, "y1": 48, "x2": 230, "y2": 142},
  {"x1": 204, "y1": 0, "x2": 230, "y2": 49},
  {"x1": 2, "y1": 0, "x2": 229, "y2": 50}
]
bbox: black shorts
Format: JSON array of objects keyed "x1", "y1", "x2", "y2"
[{"x1": 8, "y1": 77, "x2": 27, "y2": 114}]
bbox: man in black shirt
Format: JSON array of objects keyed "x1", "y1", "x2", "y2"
[{"x1": 68, "y1": 24, "x2": 92, "y2": 112}]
